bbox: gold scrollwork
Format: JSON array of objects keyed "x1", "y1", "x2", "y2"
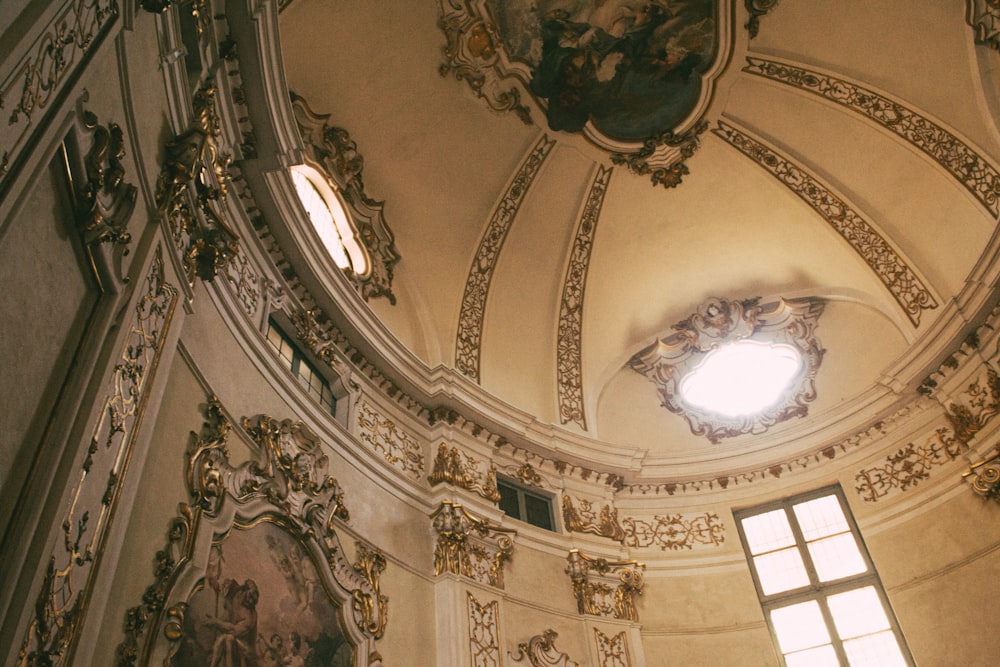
[
  {"x1": 561, "y1": 496, "x2": 626, "y2": 543},
  {"x1": 433, "y1": 501, "x2": 515, "y2": 589},
  {"x1": 428, "y1": 443, "x2": 501, "y2": 502},
  {"x1": 352, "y1": 542, "x2": 389, "y2": 639},
  {"x1": 511, "y1": 629, "x2": 579, "y2": 667},
  {"x1": 565, "y1": 549, "x2": 644, "y2": 622}
]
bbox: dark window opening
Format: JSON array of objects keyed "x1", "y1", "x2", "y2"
[
  {"x1": 266, "y1": 318, "x2": 336, "y2": 417},
  {"x1": 497, "y1": 478, "x2": 555, "y2": 531}
]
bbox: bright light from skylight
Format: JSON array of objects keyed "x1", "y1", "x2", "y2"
[
  {"x1": 678, "y1": 340, "x2": 803, "y2": 417},
  {"x1": 290, "y1": 164, "x2": 369, "y2": 276}
]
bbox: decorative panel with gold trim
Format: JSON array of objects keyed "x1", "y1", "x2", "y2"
[
  {"x1": 433, "y1": 501, "x2": 516, "y2": 589},
  {"x1": 565, "y1": 550, "x2": 644, "y2": 622}
]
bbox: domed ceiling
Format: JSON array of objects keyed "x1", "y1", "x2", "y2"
[{"x1": 277, "y1": 1, "x2": 1000, "y2": 480}]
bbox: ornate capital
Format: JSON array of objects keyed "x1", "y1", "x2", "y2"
[
  {"x1": 432, "y1": 501, "x2": 515, "y2": 588},
  {"x1": 565, "y1": 549, "x2": 644, "y2": 622}
]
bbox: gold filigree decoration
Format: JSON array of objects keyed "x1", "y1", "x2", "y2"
[
  {"x1": 290, "y1": 92, "x2": 400, "y2": 304},
  {"x1": 621, "y1": 513, "x2": 725, "y2": 550},
  {"x1": 557, "y1": 166, "x2": 612, "y2": 429},
  {"x1": 154, "y1": 80, "x2": 240, "y2": 283},
  {"x1": 714, "y1": 122, "x2": 938, "y2": 326},
  {"x1": 72, "y1": 110, "x2": 135, "y2": 256},
  {"x1": 357, "y1": 401, "x2": 425, "y2": 478},
  {"x1": 944, "y1": 367, "x2": 1000, "y2": 445},
  {"x1": 433, "y1": 501, "x2": 516, "y2": 589},
  {"x1": 20, "y1": 247, "x2": 178, "y2": 667},
  {"x1": 964, "y1": 447, "x2": 1000, "y2": 501},
  {"x1": 561, "y1": 496, "x2": 626, "y2": 543},
  {"x1": 0, "y1": 0, "x2": 118, "y2": 200},
  {"x1": 855, "y1": 427, "x2": 964, "y2": 502},
  {"x1": 467, "y1": 593, "x2": 503, "y2": 667},
  {"x1": 456, "y1": 135, "x2": 556, "y2": 381},
  {"x1": 438, "y1": 4, "x2": 533, "y2": 124},
  {"x1": 510, "y1": 462, "x2": 544, "y2": 487},
  {"x1": 968, "y1": 0, "x2": 1000, "y2": 50},
  {"x1": 565, "y1": 550, "x2": 644, "y2": 622},
  {"x1": 511, "y1": 629, "x2": 579, "y2": 667},
  {"x1": 745, "y1": 0, "x2": 780, "y2": 39},
  {"x1": 594, "y1": 629, "x2": 631, "y2": 667},
  {"x1": 743, "y1": 57, "x2": 1000, "y2": 218},
  {"x1": 631, "y1": 296, "x2": 826, "y2": 442},
  {"x1": 116, "y1": 398, "x2": 387, "y2": 664},
  {"x1": 428, "y1": 443, "x2": 501, "y2": 502}
]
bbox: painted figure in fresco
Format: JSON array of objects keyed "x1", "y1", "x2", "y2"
[
  {"x1": 205, "y1": 578, "x2": 260, "y2": 667},
  {"x1": 519, "y1": 0, "x2": 715, "y2": 138}
]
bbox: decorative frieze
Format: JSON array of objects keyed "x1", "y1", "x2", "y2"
[
  {"x1": 456, "y1": 135, "x2": 556, "y2": 381},
  {"x1": 116, "y1": 399, "x2": 388, "y2": 665},
  {"x1": 428, "y1": 444, "x2": 501, "y2": 502},
  {"x1": 713, "y1": 122, "x2": 938, "y2": 327},
  {"x1": 0, "y1": 0, "x2": 119, "y2": 199},
  {"x1": 467, "y1": 593, "x2": 503, "y2": 667},
  {"x1": 511, "y1": 629, "x2": 579, "y2": 667},
  {"x1": 743, "y1": 57, "x2": 1000, "y2": 219},
  {"x1": 562, "y1": 496, "x2": 626, "y2": 543},
  {"x1": 557, "y1": 166, "x2": 612, "y2": 430},
  {"x1": 19, "y1": 247, "x2": 178, "y2": 667},
  {"x1": 357, "y1": 400, "x2": 425, "y2": 479},
  {"x1": 433, "y1": 501, "x2": 515, "y2": 589},
  {"x1": 594, "y1": 629, "x2": 631, "y2": 667},
  {"x1": 630, "y1": 296, "x2": 826, "y2": 442},
  {"x1": 290, "y1": 92, "x2": 400, "y2": 304},
  {"x1": 565, "y1": 550, "x2": 644, "y2": 622},
  {"x1": 621, "y1": 513, "x2": 725, "y2": 551},
  {"x1": 855, "y1": 427, "x2": 964, "y2": 502},
  {"x1": 155, "y1": 80, "x2": 241, "y2": 283}
]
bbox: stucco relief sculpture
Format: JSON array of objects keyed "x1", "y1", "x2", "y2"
[
  {"x1": 967, "y1": 0, "x2": 1000, "y2": 50},
  {"x1": 511, "y1": 629, "x2": 579, "y2": 667},
  {"x1": 116, "y1": 399, "x2": 388, "y2": 666},
  {"x1": 467, "y1": 594, "x2": 503, "y2": 667},
  {"x1": 565, "y1": 549, "x2": 644, "y2": 622},
  {"x1": 433, "y1": 501, "x2": 516, "y2": 588},
  {"x1": 964, "y1": 447, "x2": 1000, "y2": 501},
  {"x1": 438, "y1": 1, "x2": 732, "y2": 188},
  {"x1": 594, "y1": 629, "x2": 631, "y2": 667},
  {"x1": 155, "y1": 80, "x2": 241, "y2": 283},
  {"x1": 428, "y1": 443, "x2": 502, "y2": 502},
  {"x1": 630, "y1": 296, "x2": 824, "y2": 442}
]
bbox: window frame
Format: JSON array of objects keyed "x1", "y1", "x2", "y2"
[
  {"x1": 265, "y1": 316, "x2": 342, "y2": 420},
  {"x1": 496, "y1": 476, "x2": 556, "y2": 532},
  {"x1": 734, "y1": 485, "x2": 914, "y2": 666}
]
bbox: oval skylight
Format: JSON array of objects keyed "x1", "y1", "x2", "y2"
[
  {"x1": 290, "y1": 164, "x2": 369, "y2": 276},
  {"x1": 678, "y1": 340, "x2": 803, "y2": 417}
]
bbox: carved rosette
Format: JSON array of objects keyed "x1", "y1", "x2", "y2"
[
  {"x1": 154, "y1": 80, "x2": 240, "y2": 283},
  {"x1": 428, "y1": 443, "x2": 501, "y2": 502},
  {"x1": 565, "y1": 550, "x2": 644, "y2": 622},
  {"x1": 432, "y1": 501, "x2": 516, "y2": 589},
  {"x1": 630, "y1": 297, "x2": 825, "y2": 442},
  {"x1": 511, "y1": 629, "x2": 579, "y2": 667},
  {"x1": 116, "y1": 399, "x2": 388, "y2": 663},
  {"x1": 290, "y1": 92, "x2": 400, "y2": 304}
]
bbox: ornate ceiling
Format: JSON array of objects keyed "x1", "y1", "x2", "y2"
[{"x1": 277, "y1": 1, "x2": 1000, "y2": 482}]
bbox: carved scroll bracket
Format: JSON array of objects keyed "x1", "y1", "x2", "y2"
[
  {"x1": 432, "y1": 501, "x2": 516, "y2": 589},
  {"x1": 565, "y1": 549, "x2": 644, "y2": 622}
]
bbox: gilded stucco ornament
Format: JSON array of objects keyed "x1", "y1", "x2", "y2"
[
  {"x1": 73, "y1": 110, "x2": 135, "y2": 256},
  {"x1": 432, "y1": 501, "x2": 516, "y2": 589},
  {"x1": 565, "y1": 549, "x2": 644, "y2": 622},
  {"x1": 630, "y1": 297, "x2": 825, "y2": 443},
  {"x1": 290, "y1": 92, "x2": 400, "y2": 304},
  {"x1": 155, "y1": 80, "x2": 241, "y2": 283},
  {"x1": 745, "y1": 0, "x2": 780, "y2": 38},
  {"x1": 964, "y1": 448, "x2": 1000, "y2": 501},
  {"x1": 561, "y1": 495, "x2": 626, "y2": 542},
  {"x1": 428, "y1": 443, "x2": 502, "y2": 502},
  {"x1": 511, "y1": 629, "x2": 579, "y2": 667},
  {"x1": 116, "y1": 398, "x2": 388, "y2": 665},
  {"x1": 967, "y1": 0, "x2": 1000, "y2": 50}
]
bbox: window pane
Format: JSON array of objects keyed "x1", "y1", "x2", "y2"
[
  {"x1": 784, "y1": 644, "x2": 839, "y2": 667},
  {"x1": 808, "y1": 533, "x2": 868, "y2": 582},
  {"x1": 843, "y1": 631, "x2": 907, "y2": 667},
  {"x1": 742, "y1": 509, "x2": 796, "y2": 554},
  {"x1": 793, "y1": 495, "x2": 850, "y2": 540},
  {"x1": 279, "y1": 338, "x2": 295, "y2": 364},
  {"x1": 267, "y1": 324, "x2": 283, "y2": 350},
  {"x1": 771, "y1": 601, "x2": 831, "y2": 653},
  {"x1": 498, "y1": 483, "x2": 520, "y2": 519},
  {"x1": 524, "y1": 493, "x2": 553, "y2": 530},
  {"x1": 827, "y1": 587, "x2": 890, "y2": 639},
  {"x1": 754, "y1": 547, "x2": 810, "y2": 595}
]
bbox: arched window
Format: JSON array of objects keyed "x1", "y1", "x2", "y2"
[{"x1": 290, "y1": 164, "x2": 369, "y2": 277}]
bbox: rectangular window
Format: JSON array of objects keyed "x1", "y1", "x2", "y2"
[
  {"x1": 497, "y1": 478, "x2": 555, "y2": 531},
  {"x1": 734, "y1": 486, "x2": 912, "y2": 667},
  {"x1": 266, "y1": 318, "x2": 337, "y2": 417}
]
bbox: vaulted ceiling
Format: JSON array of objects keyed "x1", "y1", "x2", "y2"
[{"x1": 278, "y1": 1, "x2": 1000, "y2": 480}]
